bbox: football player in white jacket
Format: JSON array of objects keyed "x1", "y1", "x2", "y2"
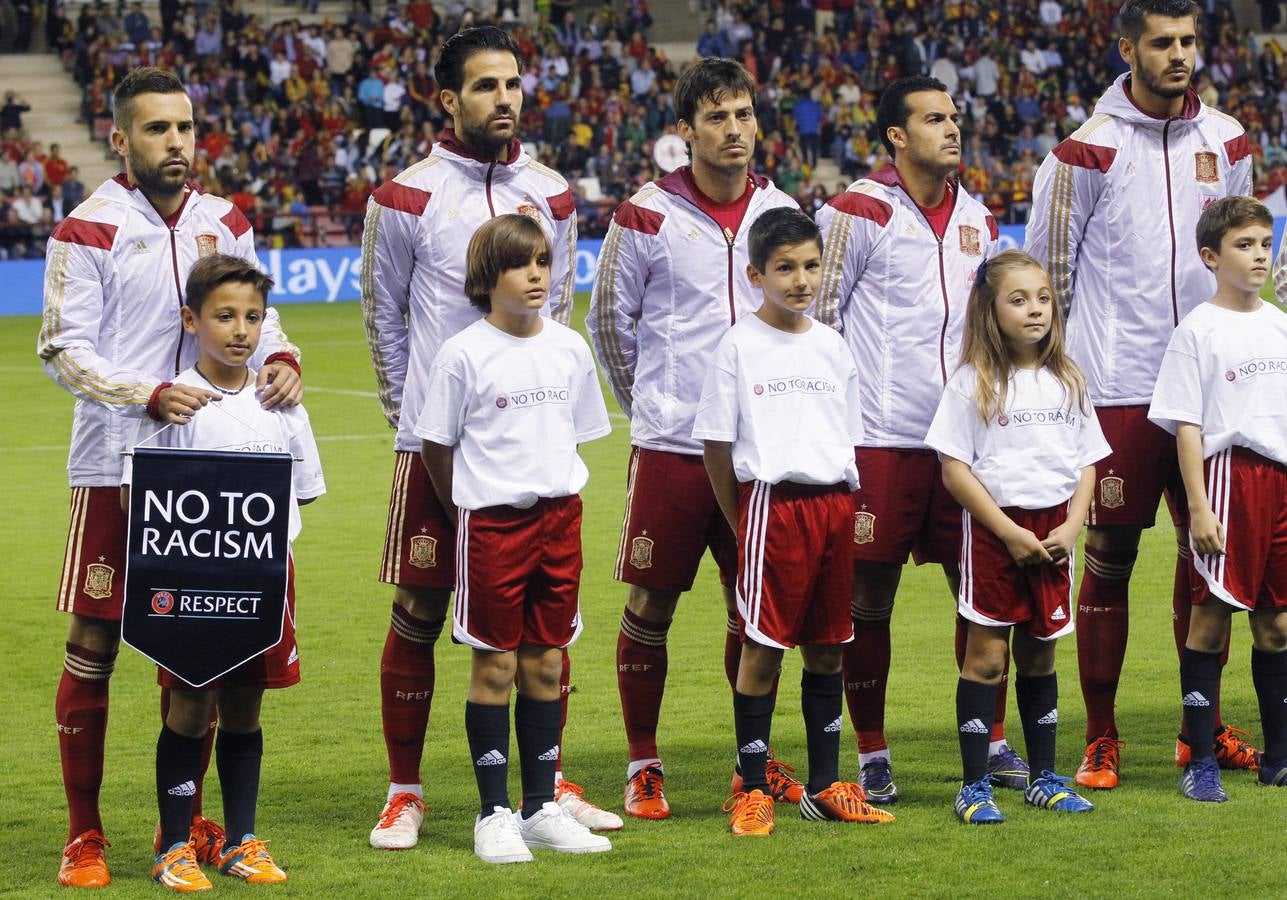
[
  {"x1": 1026, "y1": 0, "x2": 1257, "y2": 789},
  {"x1": 39, "y1": 67, "x2": 302, "y2": 888}
]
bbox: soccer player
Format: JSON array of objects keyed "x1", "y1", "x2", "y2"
[
  {"x1": 1147, "y1": 196, "x2": 1287, "y2": 801},
  {"x1": 586, "y1": 57, "x2": 800, "y2": 818},
  {"x1": 926, "y1": 250, "x2": 1107, "y2": 824},
  {"x1": 1025, "y1": 0, "x2": 1256, "y2": 789},
  {"x1": 694, "y1": 208, "x2": 895, "y2": 835},
  {"x1": 125, "y1": 255, "x2": 325, "y2": 890},
  {"x1": 415, "y1": 215, "x2": 613, "y2": 864},
  {"x1": 361, "y1": 26, "x2": 618, "y2": 846},
  {"x1": 814, "y1": 75, "x2": 1021, "y2": 804},
  {"x1": 38, "y1": 67, "x2": 302, "y2": 888}
]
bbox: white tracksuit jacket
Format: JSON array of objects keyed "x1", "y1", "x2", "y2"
[
  {"x1": 360, "y1": 131, "x2": 577, "y2": 453},
  {"x1": 1025, "y1": 74, "x2": 1252, "y2": 406},
  {"x1": 36, "y1": 175, "x2": 296, "y2": 487},
  {"x1": 585, "y1": 168, "x2": 798, "y2": 456}
]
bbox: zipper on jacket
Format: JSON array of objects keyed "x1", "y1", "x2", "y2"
[
  {"x1": 169, "y1": 228, "x2": 184, "y2": 376},
  {"x1": 935, "y1": 239, "x2": 949, "y2": 382},
  {"x1": 724, "y1": 226, "x2": 736, "y2": 323},
  {"x1": 485, "y1": 162, "x2": 496, "y2": 216},
  {"x1": 1161, "y1": 119, "x2": 1178, "y2": 325}
]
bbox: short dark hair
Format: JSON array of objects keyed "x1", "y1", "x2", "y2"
[
  {"x1": 748, "y1": 207, "x2": 822, "y2": 273},
  {"x1": 1119, "y1": 0, "x2": 1201, "y2": 43},
  {"x1": 1196, "y1": 195, "x2": 1273, "y2": 258},
  {"x1": 674, "y1": 57, "x2": 756, "y2": 126},
  {"x1": 185, "y1": 254, "x2": 274, "y2": 312},
  {"x1": 876, "y1": 75, "x2": 949, "y2": 156},
  {"x1": 434, "y1": 26, "x2": 522, "y2": 95},
  {"x1": 113, "y1": 66, "x2": 187, "y2": 131},
  {"x1": 464, "y1": 214, "x2": 551, "y2": 312}
]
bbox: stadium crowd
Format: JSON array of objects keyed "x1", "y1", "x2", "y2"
[{"x1": 1, "y1": 0, "x2": 1285, "y2": 257}]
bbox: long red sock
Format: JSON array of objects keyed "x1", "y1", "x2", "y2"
[
  {"x1": 379, "y1": 604, "x2": 444, "y2": 785},
  {"x1": 1077, "y1": 546, "x2": 1136, "y2": 741},
  {"x1": 618, "y1": 607, "x2": 670, "y2": 762},
  {"x1": 955, "y1": 616, "x2": 1009, "y2": 740},
  {"x1": 58, "y1": 643, "x2": 115, "y2": 840},
  {"x1": 557, "y1": 649, "x2": 571, "y2": 772},
  {"x1": 844, "y1": 615, "x2": 892, "y2": 753},
  {"x1": 160, "y1": 688, "x2": 216, "y2": 818}
]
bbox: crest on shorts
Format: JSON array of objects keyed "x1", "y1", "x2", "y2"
[
  {"x1": 194, "y1": 232, "x2": 219, "y2": 258},
  {"x1": 408, "y1": 535, "x2": 438, "y2": 569},
  {"x1": 1194, "y1": 151, "x2": 1218, "y2": 184},
  {"x1": 958, "y1": 224, "x2": 981, "y2": 257},
  {"x1": 629, "y1": 536, "x2": 654, "y2": 570},
  {"x1": 1099, "y1": 475, "x2": 1125, "y2": 509},
  {"x1": 84, "y1": 563, "x2": 115, "y2": 600},
  {"x1": 853, "y1": 511, "x2": 876, "y2": 545}
]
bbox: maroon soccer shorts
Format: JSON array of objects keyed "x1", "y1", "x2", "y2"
[
  {"x1": 1190, "y1": 447, "x2": 1287, "y2": 612},
  {"x1": 56, "y1": 487, "x2": 128, "y2": 620},
  {"x1": 958, "y1": 505, "x2": 1076, "y2": 640},
  {"x1": 1088, "y1": 405, "x2": 1187, "y2": 528},
  {"x1": 379, "y1": 450, "x2": 455, "y2": 590},
  {"x1": 851, "y1": 447, "x2": 962, "y2": 565},
  {"x1": 157, "y1": 557, "x2": 301, "y2": 690},
  {"x1": 453, "y1": 495, "x2": 585, "y2": 652},
  {"x1": 613, "y1": 447, "x2": 738, "y2": 592},
  {"x1": 736, "y1": 481, "x2": 855, "y2": 650}
]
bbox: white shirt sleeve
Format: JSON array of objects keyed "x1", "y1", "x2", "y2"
[
  {"x1": 924, "y1": 374, "x2": 978, "y2": 464},
  {"x1": 691, "y1": 337, "x2": 738, "y2": 442},
  {"x1": 1147, "y1": 327, "x2": 1203, "y2": 434},
  {"x1": 413, "y1": 352, "x2": 467, "y2": 446},
  {"x1": 285, "y1": 405, "x2": 327, "y2": 500},
  {"x1": 572, "y1": 348, "x2": 612, "y2": 443},
  {"x1": 1076, "y1": 403, "x2": 1113, "y2": 469}
]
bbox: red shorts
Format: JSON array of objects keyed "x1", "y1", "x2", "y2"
[
  {"x1": 453, "y1": 496, "x2": 585, "y2": 652},
  {"x1": 1190, "y1": 448, "x2": 1287, "y2": 612},
  {"x1": 613, "y1": 447, "x2": 738, "y2": 592},
  {"x1": 851, "y1": 448, "x2": 961, "y2": 565},
  {"x1": 958, "y1": 505, "x2": 1075, "y2": 641},
  {"x1": 56, "y1": 487, "x2": 127, "y2": 620},
  {"x1": 737, "y1": 481, "x2": 854, "y2": 649},
  {"x1": 1088, "y1": 405, "x2": 1187, "y2": 528},
  {"x1": 157, "y1": 558, "x2": 300, "y2": 691},
  {"x1": 379, "y1": 451, "x2": 455, "y2": 589}
]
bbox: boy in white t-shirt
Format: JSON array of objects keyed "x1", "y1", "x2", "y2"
[
  {"x1": 413, "y1": 215, "x2": 613, "y2": 864},
  {"x1": 125, "y1": 255, "x2": 325, "y2": 891},
  {"x1": 693, "y1": 208, "x2": 894, "y2": 836},
  {"x1": 1148, "y1": 196, "x2": 1287, "y2": 802}
]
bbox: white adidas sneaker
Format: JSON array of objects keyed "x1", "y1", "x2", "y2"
[
  {"x1": 556, "y1": 780, "x2": 624, "y2": 832},
  {"x1": 517, "y1": 802, "x2": 612, "y2": 853},
  {"x1": 474, "y1": 807, "x2": 532, "y2": 865}
]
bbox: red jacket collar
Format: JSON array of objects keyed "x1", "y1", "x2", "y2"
[
  {"x1": 1122, "y1": 76, "x2": 1201, "y2": 121},
  {"x1": 867, "y1": 164, "x2": 956, "y2": 203},
  {"x1": 655, "y1": 166, "x2": 767, "y2": 204},
  {"x1": 435, "y1": 128, "x2": 521, "y2": 165}
]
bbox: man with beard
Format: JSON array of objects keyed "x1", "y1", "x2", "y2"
[
  {"x1": 587, "y1": 58, "x2": 804, "y2": 819},
  {"x1": 1025, "y1": 0, "x2": 1254, "y2": 790},
  {"x1": 814, "y1": 76, "x2": 1015, "y2": 807},
  {"x1": 38, "y1": 66, "x2": 302, "y2": 888},
  {"x1": 362, "y1": 26, "x2": 620, "y2": 850}
]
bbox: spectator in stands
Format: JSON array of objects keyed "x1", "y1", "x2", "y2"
[
  {"x1": 793, "y1": 85, "x2": 822, "y2": 170},
  {"x1": 0, "y1": 153, "x2": 18, "y2": 193},
  {"x1": 44, "y1": 144, "x2": 69, "y2": 188},
  {"x1": 1, "y1": 92, "x2": 30, "y2": 132},
  {"x1": 697, "y1": 20, "x2": 723, "y2": 58},
  {"x1": 12, "y1": 185, "x2": 42, "y2": 225},
  {"x1": 62, "y1": 167, "x2": 84, "y2": 209}
]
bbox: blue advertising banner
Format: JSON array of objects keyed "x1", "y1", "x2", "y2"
[
  {"x1": 4, "y1": 219, "x2": 1284, "y2": 315},
  {"x1": 122, "y1": 447, "x2": 292, "y2": 688}
]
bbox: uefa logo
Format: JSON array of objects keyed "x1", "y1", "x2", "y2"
[
  {"x1": 496, "y1": 396, "x2": 509, "y2": 408},
  {"x1": 151, "y1": 591, "x2": 175, "y2": 615}
]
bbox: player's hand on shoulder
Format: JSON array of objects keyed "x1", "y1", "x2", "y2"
[
  {"x1": 1004, "y1": 526, "x2": 1053, "y2": 567},
  {"x1": 1189, "y1": 507, "x2": 1225, "y2": 556},
  {"x1": 258, "y1": 361, "x2": 303, "y2": 409},
  {"x1": 157, "y1": 384, "x2": 222, "y2": 424}
]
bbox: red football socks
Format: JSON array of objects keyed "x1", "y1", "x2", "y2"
[
  {"x1": 379, "y1": 604, "x2": 444, "y2": 785},
  {"x1": 57, "y1": 642, "x2": 115, "y2": 840}
]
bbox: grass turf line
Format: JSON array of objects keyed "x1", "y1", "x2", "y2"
[{"x1": 2, "y1": 299, "x2": 1282, "y2": 898}]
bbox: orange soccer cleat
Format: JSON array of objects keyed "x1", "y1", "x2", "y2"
[
  {"x1": 731, "y1": 752, "x2": 806, "y2": 804},
  {"x1": 151, "y1": 841, "x2": 211, "y2": 893},
  {"x1": 624, "y1": 765, "x2": 670, "y2": 820},
  {"x1": 723, "y1": 789, "x2": 775, "y2": 836},
  {"x1": 217, "y1": 835, "x2": 287, "y2": 884},
  {"x1": 1075, "y1": 736, "x2": 1124, "y2": 789},
  {"x1": 1176, "y1": 725, "x2": 1262, "y2": 771},
  {"x1": 57, "y1": 830, "x2": 111, "y2": 888},
  {"x1": 800, "y1": 781, "x2": 896, "y2": 824}
]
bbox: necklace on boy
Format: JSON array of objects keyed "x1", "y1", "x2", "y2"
[{"x1": 194, "y1": 365, "x2": 250, "y2": 396}]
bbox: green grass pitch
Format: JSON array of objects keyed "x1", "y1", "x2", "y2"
[{"x1": 2, "y1": 298, "x2": 1283, "y2": 899}]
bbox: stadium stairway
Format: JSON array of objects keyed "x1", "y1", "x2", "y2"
[{"x1": 0, "y1": 53, "x2": 120, "y2": 189}]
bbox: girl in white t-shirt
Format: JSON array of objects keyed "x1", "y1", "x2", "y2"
[{"x1": 925, "y1": 250, "x2": 1109, "y2": 825}]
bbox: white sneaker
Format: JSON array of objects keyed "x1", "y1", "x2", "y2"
[
  {"x1": 517, "y1": 801, "x2": 612, "y2": 853},
  {"x1": 556, "y1": 779, "x2": 624, "y2": 832},
  {"x1": 474, "y1": 807, "x2": 532, "y2": 865},
  {"x1": 369, "y1": 792, "x2": 425, "y2": 850}
]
